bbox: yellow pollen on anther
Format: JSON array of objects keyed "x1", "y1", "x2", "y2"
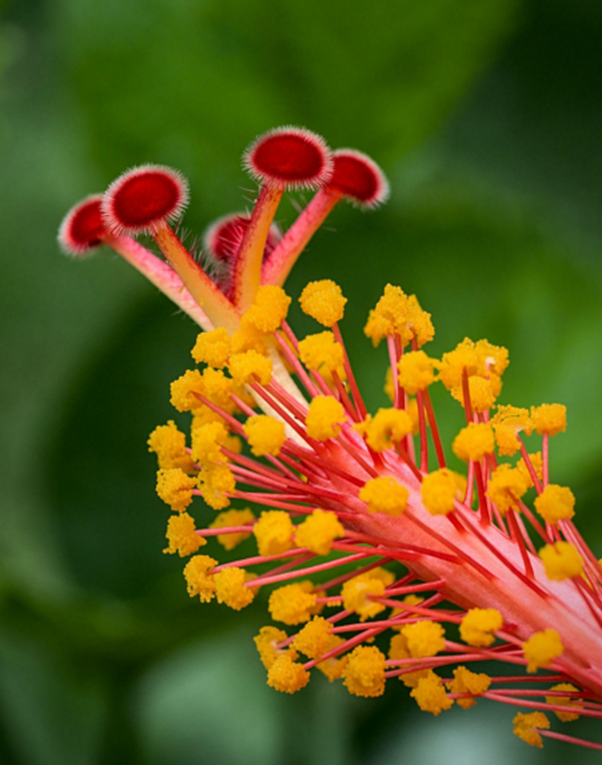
[
  {"x1": 170, "y1": 369, "x2": 205, "y2": 412},
  {"x1": 292, "y1": 616, "x2": 333, "y2": 659},
  {"x1": 183, "y1": 554, "x2": 218, "y2": 602},
  {"x1": 387, "y1": 634, "x2": 429, "y2": 688},
  {"x1": 209, "y1": 508, "x2": 255, "y2": 550},
  {"x1": 534, "y1": 484, "x2": 576, "y2": 524},
  {"x1": 439, "y1": 338, "x2": 508, "y2": 391},
  {"x1": 305, "y1": 395, "x2": 346, "y2": 440},
  {"x1": 228, "y1": 350, "x2": 273, "y2": 386},
  {"x1": 531, "y1": 403, "x2": 567, "y2": 437},
  {"x1": 241, "y1": 285, "x2": 291, "y2": 333},
  {"x1": 539, "y1": 541, "x2": 583, "y2": 580},
  {"x1": 197, "y1": 463, "x2": 235, "y2": 510},
  {"x1": 460, "y1": 608, "x2": 503, "y2": 647},
  {"x1": 295, "y1": 509, "x2": 344, "y2": 555},
  {"x1": 342, "y1": 645, "x2": 387, "y2": 698},
  {"x1": 545, "y1": 683, "x2": 581, "y2": 722},
  {"x1": 214, "y1": 566, "x2": 256, "y2": 610},
  {"x1": 410, "y1": 671, "x2": 453, "y2": 715},
  {"x1": 156, "y1": 468, "x2": 197, "y2": 512},
  {"x1": 451, "y1": 374, "x2": 501, "y2": 413},
  {"x1": 401, "y1": 621, "x2": 446, "y2": 658},
  {"x1": 516, "y1": 451, "x2": 543, "y2": 487},
  {"x1": 513, "y1": 711, "x2": 550, "y2": 748},
  {"x1": 190, "y1": 420, "x2": 229, "y2": 466},
  {"x1": 487, "y1": 463, "x2": 530, "y2": 514},
  {"x1": 267, "y1": 653, "x2": 310, "y2": 694},
  {"x1": 148, "y1": 420, "x2": 195, "y2": 471},
  {"x1": 491, "y1": 405, "x2": 534, "y2": 457},
  {"x1": 299, "y1": 280, "x2": 347, "y2": 327},
  {"x1": 268, "y1": 582, "x2": 318, "y2": 625},
  {"x1": 523, "y1": 628, "x2": 564, "y2": 673},
  {"x1": 253, "y1": 510, "x2": 294, "y2": 557},
  {"x1": 452, "y1": 422, "x2": 495, "y2": 463},
  {"x1": 244, "y1": 414, "x2": 286, "y2": 456},
  {"x1": 421, "y1": 469, "x2": 466, "y2": 516},
  {"x1": 342, "y1": 568, "x2": 394, "y2": 621},
  {"x1": 163, "y1": 512, "x2": 205, "y2": 556},
  {"x1": 316, "y1": 635, "x2": 348, "y2": 681},
  {"x1": 359, "y1": 476, "x2": 409, "y2": 516},
  {"x1": 397, "y1": 350, "x2": 438, "y2": 395},
  {"x1": 447, "y1": 666, "x2": 491, "y2": 709},
  {"x1": 298, "y1": 331, "x2": 345, "y2": 375},
  {"x1": 363, "y1": 408, "x2": 413, "y2": 452},
  {"x1": 191, "y1": 327, "x2": 232, "y2": 367},
  {"x1": 254, "y1": 626, "x2": 297, "y2": 670}
]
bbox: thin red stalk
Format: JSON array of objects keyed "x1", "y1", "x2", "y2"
[
  {"x1": 542, "y1": 433, "x2": 549, "y2": 487},
  {"x1": 249, "y1": 551, "x2": 372, "y2": 588},
  {"x1": 506, "y1": 509, "x2": 534, "y2": 578},
  {"x1": 422, "y1": 389, "x2": 446, "y2": 469},
  {"x1": 332, "y1": 323, "x2": 367, "y2": 419},
  {"x1": 273, "y1": 328, "x2": 320, "y2": 397},
  {"x1": 483, "y1": 692, "x2": 602, "y2": 721},
  {"x1": 538, "y1": 730, "x2": 602, "y2": 751},
  {"x1": 518, "y1": 438, "x2": 543, "y2": 494}
]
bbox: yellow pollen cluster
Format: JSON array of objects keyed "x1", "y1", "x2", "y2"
[
  {"x1": 156, "y1": 467, "x2": 197, "y2": 512},
  {"x1": 183, "y1": 554, "x2": 218, "y2": 602},
  {"x1": 243, "y1": 414, "x2": 286, "y2": 456},
  {"x1": 268, "y1": 582, "x2": 319, "y2": 625},
  {"x1": 241, "y1": 285, "x2": 291, "y2": 333},
  {"x1": 163, "y1": 512, "x2": 205, "y2": 556},
  {"x1": 545, "y1": 683, "x2": 581, "y2": 722},
  {"x1": 452, "y1": 422, "x2": 495, "y2": 463},
  {"x1": 451, "y1": 374, "x2": 501, "y2": 413},
  {"x1": 316, "y1": 635, "x2": 348, "y2": 682},
  {"x1": 359, "y1": 476, "x2": 409, "y2": 516},
  {"x1": 523, "y1": 628, "x2": 564, "y2": 673},
  {"x1": 298, "y1": 331, "x2": 344, "y2": 375},
  {"x1": 342, "y1": 645, "x2": 387, "y2": 697},
  {"x1": 460, "y1": 608, "x2": 503, "y2": 647},
  {"x1": 491, "y1": 405, "x2": 534, "y2": 457},
  {"x1": 513, "y1": 711, "x2": 550, "y2": 748},
  {"x1": 516, "y1": 451, "x2": 543, "y2": 487},
  {"x1": 295, "y1": 509, "x2": 344, "y2": 555},
  {"x1": 299, "y1": 280, "x2": 347, "y2": 327},
  {"x1": 362, "y1": 408, "x2": 413, "y2": 452},
  {"x1": 292, "y1": 616, "x2": 333, "y2": 659},
  {"x1": 487, "y1": 463, "x2": 530, "y2": 514},
  {"x1": 387, "y1": 634, "x2": 429, "y2": 688},
  {"x1": 253, "y1": 510, "x2": 294, "y2": 557},
  {"x1": 191, "y1": 327, "x2": 232, "y2": 367},
  {"x1": 254, "y1": 626, "x2": 297, "y2": 669},
  {"x1": 305, "y1": 395, "x2": 346, "y2": 440},
  {"x1": 228, "y1": 350, "x2": 272, "y2": 386},
  {"x1": 197, "y1": 463, "x2": 235, "y2": 510},
  {"x1": 148, "y1": 420, "x2": 194, "y2": 471},
  {"x1": 421, "y1": 469, "x2": 465, "y2": 516},
  {"x1": 191, "y1": 420, "x2": 229, "y2": 465},
  {"x1": 439, "y1": 338, "x2": 509, "y2": 391},
  {"x1": 170, "y1": 369, "x2": 205, "y2": 412},
  {"x1": 209, "y1": 508, "x2": 255, "y2": 550},
  {"x1": 342, "y1": 568, "x2": 394, "y2": 621},
  {"x1": 397, "y1": 350, "x2": 438, "y2": 395},
  {"x1": 531, "y1": 403, "x2": 567, "y2": 436},
  {"x1": 539, "y1": 541, "x2": 583, "y2": 580},
  {"x1": 410, "y1": 671, "x2": 453, "y2": 715},
  {"x1": 267, "y1": 654, "x2": 310, "y2": 694},
  {"x1": 534, "y1": 484, "x2": 575, "y2": 524},
  {"x1": 214, "y1": 566, "x2": 256, "y2": 610},
  {"x1": 364, "y1": 285, "x2": 433, "y2": 348},
  {"x1": 447, "y1": 666, "x2": 491, "y2": 709},
  {"x1": 401, "y1": 621, "x2": 446, "y2": 658}
]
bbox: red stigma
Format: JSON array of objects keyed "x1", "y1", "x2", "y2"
[
  {"x1": 102, "y1": 164, "x2": 189, "y2": 236},
  {"x1": 328, "y1": 149, "x2": 390, "y2": 208},
  {"x1": 244, "y1": 126, "x2": 333, "y2": 190},
  {"x1": 204, "y1": 212, "x2": 282, "y2": 264},
  {"x1": 58, "y1": 194, "x2": 106, "y2": 256}
]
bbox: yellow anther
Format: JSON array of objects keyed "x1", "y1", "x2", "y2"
[
  {"x1": 447, "y1": 666, "x2": 491, "y2": 709},
  {"x1": 230, "y1": 323, "x2": 270, "y2": 356},
  {"x1": 545, "y1": 683, "x2": 581, "y2": 722},
  {"x1": 407, "y1": 294, "x2": 435, "y2": 348},
  {"x1": 534, "y1": 484, "x2": 575, "y2": 524},
  {"x1": 516, "y1": 451, "x2": 543, "y2": 487},
  {"x1": 513, "y1": 711, "x2": 550, "y2": 748},
  {"x1": 214, "y1": 566, "x2": 256, "y2": 610},
  {"x1": 253, "y1": 510, "x2": 294, "y2": 557},
  {"x1": 487, "y1": 463, "x2": 530, "y2": 514},
  {"x1": 183, "y1": 554, "x2": 218, "y2": 602},
  {"x1": 451, "y1": 374, "x2": 501, "y2": 413},
  {"x1": 401, "y1": 621, "x2": 446, "y2": 658},
  {"x1": 364, "y1": 285, "x2": 432, "y2": 348},
  {"x1": 531, "y1": 403, "x2": 567, "y2": 437},
  {"x1": 267, "y1": 654, "x2": 310, "y2": 694},
  {"x1": 148, "y1": 420, "x2": 194, "y2": 471},
  {"x1": 243, "y1": 414, "x2": 286, "y2": 457},
  {"x1": 292, "y1": 616, "x2": 333, "y2": 659},
  {"x1": 421, "y1": 469, "x2": 466, "y2": 516},
  {"x1": 229, "y1": 350, "x2": 272, "y2": 386},
  {"x1": 191, "y1": 404, "x2": 227, "y2": 429},
  {"x1": 305, "y1": 395, "x2": 346, "y2": 440},
  {"x1": 191, "y1": 327, "x2": 232, "y2": 367},
  {"x1": 299, "y1": 279, "x2": 347, "y2": 327},
  {"x1": 363, "y1": 408, "x2": 413, "y2": 452},
  {"x1": 397, "y1": 350, "x2": 438, "y2": 395},
  {"x1": 298, "y1": 331, "x2": 345, "y2": 375},
  {"x1": 241, "y1": 285, "x2": 291, "y2": 333},
  {"x1": 190, "y1": 420, "x2": 229, "y2": 466},
  {"x1": 523, "y1": 628, "x2": 564, "y2": 673},
  {"x1": 170, "y1": 369, "x2": 205, "y2": 412},
  {"x1": 163, "y1": 512, "x2": 205, "y2": 557},
  {"x1": 254, "y1": 626, "x2": 297, "y2": 670},
  {"x1": 491, "y1": 405, "x2": 534, "y2": 457},
  {"x1": 539, "y1": 541, "x2": 583, "y2": 580},
  {"x1": 387, "y1": 634, "x2": 429, "y2": 688},
  {"x1": 197, "y1": 463, "x2": 235, "y2": 510},
  {"x1": 342, "y1": 568, "x2": 394, "y2": 621},
  {"x1": 460, "y1": 608, "x2": 503, "y2": 647},
  {"x1": 342, "y1": 645, "x2": 387, "y2": 697},
  {"x1": 316, "y1": 635, "x2": 348, "y2": 682},
  {"x1": 452, "y1": 422, "x2": 495, "y2": 462},
  {"x1": 439, "y1": 338, "x2": 508, "y2": 391},
  {"x1": 359, "y1": 476, "x2": 409, "y2": 516},
  {"x1": 410, "y1": 671, "x2": 453, "y2": 715},
  {"x1": 209, "y1": 508, "x2": 255, "y2": 551},
  {"x1": 156, "y1": 467, "x2": 197, "y2": 512},
  {"x1": 295, "y1": 509, "x2": 344, "y2": 555},
  {"x1": 268, "y1": 582, "x2": 318, "y2": 625}
]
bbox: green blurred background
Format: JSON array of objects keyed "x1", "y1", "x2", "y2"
[{"x1": 1, "y1": 0, "x2": 602, "y2": 762}]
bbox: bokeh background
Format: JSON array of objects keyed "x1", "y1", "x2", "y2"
[{"x1": 1, "y1": 0, "x2": 602, "y2": 762}]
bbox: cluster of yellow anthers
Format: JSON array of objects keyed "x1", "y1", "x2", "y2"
[{"x1": 60, "y1": 126, "x2": 602, "y2": 751}]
